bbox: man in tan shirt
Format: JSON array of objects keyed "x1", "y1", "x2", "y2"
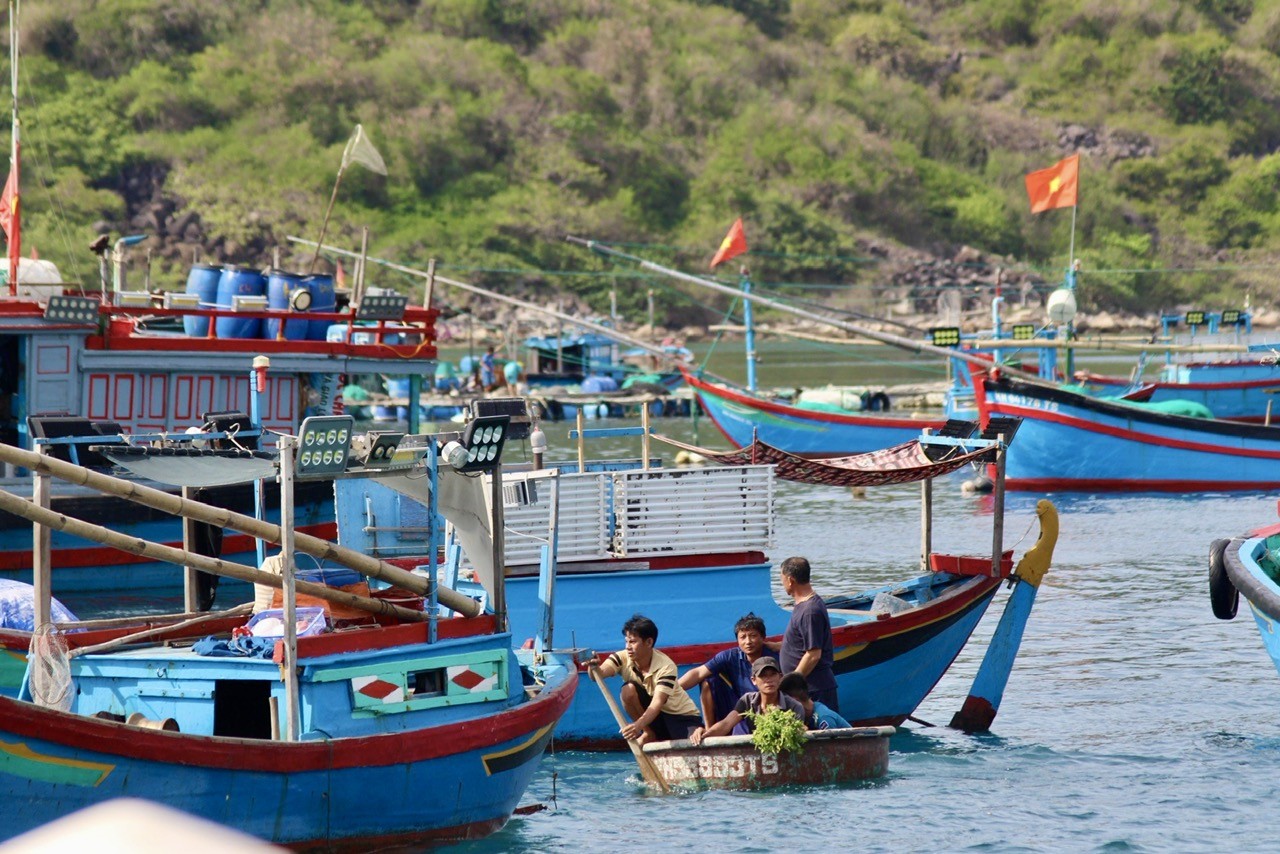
[{"x1": 589, "y1": 614, "x2": 703, "y2": 745}]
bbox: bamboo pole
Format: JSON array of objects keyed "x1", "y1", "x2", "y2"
[
  {"x1": 0, "y1": 442, "x2": 481, "y2": 618},
  {"x1": 966, "y1": 337, "x2": 1255, "y2": 354},
  {"x1": 0, "y1": 487, "x2": 430, "y2": 623},
  {"x1": 68, "y1": 605, "x2": 253, "y2": 658},
  {"x1": 588, "y1": 665, "x2": 671, "y2": 793}
]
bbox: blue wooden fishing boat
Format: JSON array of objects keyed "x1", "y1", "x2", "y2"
[
  {"x1": 1073, "y1": 311, "x2": 1280, "y2": 422},
  {"x1": 1210, "y1": 525, "x2": 1280, "y2": 676},
  {"x1": 974, "y1": 368, "x2": 1280, "y2": 492},
  {"x1": 0, "y1": 414, "x2": 579, "y2": 846},
  {"x1": 682, "y1": 366, "x2": 945, "y2": 457},
  {"x1": 342, "y1": 415, "x2": 1059, "y2": 746}
]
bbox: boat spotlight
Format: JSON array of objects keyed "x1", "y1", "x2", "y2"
[{"x1": 295, "y1": 415, "x2": 354, "y2": 476}]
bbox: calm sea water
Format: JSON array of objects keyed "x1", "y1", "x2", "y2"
[{"x1": 441, "y1": 341, "x2": 1280, "y2": 853}]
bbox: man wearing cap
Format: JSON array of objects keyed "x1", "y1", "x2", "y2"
[{"x1": 688, "y1": 656, "x2": 806, "y2": 745}]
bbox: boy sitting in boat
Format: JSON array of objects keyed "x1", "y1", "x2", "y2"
[
  {"x1": 779, "y1": 671, "x2": 851, "y2": 730},
  {"x1": 590, "y1": 614, "x2": 704, "y2": 745},
  {"x1": 677, "y1": 612, "x2": 769, "y2": 726},
  {"x1": 688, "y1": 657, "x2": 806, "y2": 745}
]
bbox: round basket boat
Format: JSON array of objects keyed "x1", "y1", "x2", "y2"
[{"x1": 641, "y1": 726, "x2": 894, "y2": 791}]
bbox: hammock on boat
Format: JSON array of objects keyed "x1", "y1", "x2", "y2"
[{"x1": 654, "y1": 432, "x2": 1000, "y2": 488}]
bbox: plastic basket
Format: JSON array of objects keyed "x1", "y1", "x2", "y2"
[{"x1": 245, "y1": 606, "x2": 327, "y2": 638}]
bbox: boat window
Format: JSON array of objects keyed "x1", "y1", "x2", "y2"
[{"x1": 408, "y1": 669, "x2": 444, "y2": 698}]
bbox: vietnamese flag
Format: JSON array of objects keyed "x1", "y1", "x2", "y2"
[
  {"x1": 709, "y1": 218, "x2": 748, "y2": 269},
  {"x1": 1025, "y1": 154, "x2": 1079, "y2": 214}
]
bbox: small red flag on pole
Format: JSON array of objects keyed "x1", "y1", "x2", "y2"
[
  {"x1": 710, "y1": 218, "x2": 748, "y2": 269},
  {"x1": 1024, "y1": 154, "x2": 1079, "y2": 214}
]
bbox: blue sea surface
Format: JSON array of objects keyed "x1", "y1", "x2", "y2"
[{"x1": 442, "y1": 417, "x2": 1280, "y2": 853}]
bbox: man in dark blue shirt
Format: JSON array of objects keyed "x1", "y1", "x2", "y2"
[
  {"x1": 779, "y1": 556, "x2": 839, "y2": 713},
  {"x1": 677, "y1": 613, "x2": 769, "y2": 726}
]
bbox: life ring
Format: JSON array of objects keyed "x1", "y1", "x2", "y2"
[{"x1": 1209, "y1": 538, "x2": 1238, "y2": 620}]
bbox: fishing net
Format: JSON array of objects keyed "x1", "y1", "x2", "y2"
[{"x1": 27, "y1": 623, "x2": 73, "y2": 711}]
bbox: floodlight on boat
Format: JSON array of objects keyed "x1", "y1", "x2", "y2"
[
  {"x1": 289, "y1": 286, "x2": 313, "y2": 311},
  {"x1": 355, "y1": 293, "x2": 409, "y2": 321},
  {"x1": 1221, "y1": 309, "x2": 1243, "y2": 326},
  {"x1": 164, "y1": 292, "x2": 202, "y2": 310},
  {"x1": 43, "y1": 295, "x2": 100, "y2": 324},
  {"x1": 359, "y1": 431, "x2": 405, "y2": 468},
  {"x1": 451, "y1": 415, "x2": 511, "y2": 473},
  {"x1": 296, "y1": 415, "x2": 354, "y2": 476},
  {"x1": 1011, "y1": 324, "x2": 1035, "y2": 341},
  {"x1": 930, "y1": 327, "x2": 961, "y2": 348},
  {"x1": 1185, "y1": 310, "x2": 1206, "y2": 327},
  {"x1": 115, "y1": 292, "x2": 153, "y2": 308},
  {"x1": 232, "y1": 295, "x2": 269, "y2": 312}
]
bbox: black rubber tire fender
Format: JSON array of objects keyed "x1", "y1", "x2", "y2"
[{"x1": 1209, "y1": 537, "x2": 1239, "y2": 620}]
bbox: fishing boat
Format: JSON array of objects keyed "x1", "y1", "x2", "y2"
[
  {"x1": 1073, "y1": 310, "x2": 1280, "y2": 422},
  {"x1": 0, "y1": 5, "x2": 444, "y2": 593},
  {"x1": 340, "y1": 408, "x2": 1060, "y2": 747},
  {"x1": 683, "y1": 365, "x2": 945, "y2": 456},
  {"x1": 0, "y1": 413, "x2": 579, "y2": 846},
  {"x1": 641, "y1": 726, "x2": 894, "y2": 791},
  {"x1": 973, "y1": 367, "x2": 1280, "y2": 492}
]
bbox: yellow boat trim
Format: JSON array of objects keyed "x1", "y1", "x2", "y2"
[
  {"x1": 480, "y1": 723, "x2": 554, "y2": 777},
  {"x1": 0, "y1": 738, "x2": 114, "y2": 787}
]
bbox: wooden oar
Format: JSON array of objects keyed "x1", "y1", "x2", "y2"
[{"x1": 587, "y1": 665, "x2": 671, "y2": 793}]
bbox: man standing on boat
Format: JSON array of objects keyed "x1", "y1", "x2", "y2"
[
  {"x1": 779, "y1": 556, "x2": 840, "y2": 713},
  {"x1": 590, "y1": 614, "x2": 704, "y2": 745},
  {"x1": 677, "y1": 613, "x2": 769, "y2": 726},
  {"x1": 480, "y1": 345, "x2": 497, "y2": 390}
]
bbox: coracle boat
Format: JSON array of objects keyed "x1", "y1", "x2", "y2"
[{"x1": 641, "y1": 726, "x2": 895, "y2": 791}]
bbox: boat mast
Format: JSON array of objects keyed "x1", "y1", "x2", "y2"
[{"x1": 6, "y1": 0, "x2": 18, "y2": 296}]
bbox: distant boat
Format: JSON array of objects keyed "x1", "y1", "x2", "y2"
[
  {"x1": 974, "y1": 368, "x2": 1280, "y2": 492},
  {"x1": 1073, "y1": 310, "x2": 1280, "y2": 422},
  {"x1": 682, "y1": 366, "x2": 945, "y2": 457}
]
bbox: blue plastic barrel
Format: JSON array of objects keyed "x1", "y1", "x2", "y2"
[
  {"x1": 385, "y1": 377, "x2": 411, "y2": 421},
  {"x1": 264, "y1": 269, "x2": 309, "y2": 341},
  {"x1": 182, "y1": 264, "x2": 222, "y2": 337},
  {"x1": 305, "y1": 274, "x2": 336, "y2": 339},
  {"x1": 214, "y1": 267, "x2": 267, "y2": 339}
]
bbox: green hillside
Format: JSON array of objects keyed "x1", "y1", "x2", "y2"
[{"x1": 13, "y1": 0, "x2": 1280, "y2": 322}]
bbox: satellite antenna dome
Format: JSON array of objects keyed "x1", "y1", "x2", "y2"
[{"x1": 1047, "y1": 288, "x2": 1078, "y2": 325}]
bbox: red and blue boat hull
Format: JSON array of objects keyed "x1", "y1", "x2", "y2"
[
  {"x1": 0, "y1": 673, "x2": 574, "y2": 848},
  {"x1": 976, "y1": 372, "x2": 1280, "y2": 492},
  {"x1": 683, "y1": 369, "x2": 944, "y2": 457}
]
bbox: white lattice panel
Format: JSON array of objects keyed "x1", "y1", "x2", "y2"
[
  {"x1": 492, "y1": 471, "x2": 611, "y2": 566},
  {"x1": 612, "y1": 465, "x2": 774, "y2": 557}
]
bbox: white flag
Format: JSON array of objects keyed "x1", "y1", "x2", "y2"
[{"x1": 341, "y1": 124, "x2": 387, "y2": 175}]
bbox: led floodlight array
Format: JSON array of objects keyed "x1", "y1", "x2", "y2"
[
  {"x1": 296, "y1": 415, "x2": 354, "y2": 476},
  {"x1": 44, "y1": 296, "x2": 100, "y2": 324},
  {"x1": 355, "y1": 293, "x2": 409, "y2": 321}
]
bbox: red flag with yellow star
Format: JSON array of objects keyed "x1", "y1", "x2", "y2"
[
  {"x1": 709, "y1": 218, "x2": 748, "y2": 269},
  {"x1": 1025, "y1": 154, "x2": 1079, "y2": 214}
]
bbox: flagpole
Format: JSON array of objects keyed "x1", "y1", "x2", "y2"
[
  {"x1": 1067, "y1": 203, "x2": 1077, "y2": 279},
  {"x1": 7, "y1": 0, "x2": 18, "y2": 296}
]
